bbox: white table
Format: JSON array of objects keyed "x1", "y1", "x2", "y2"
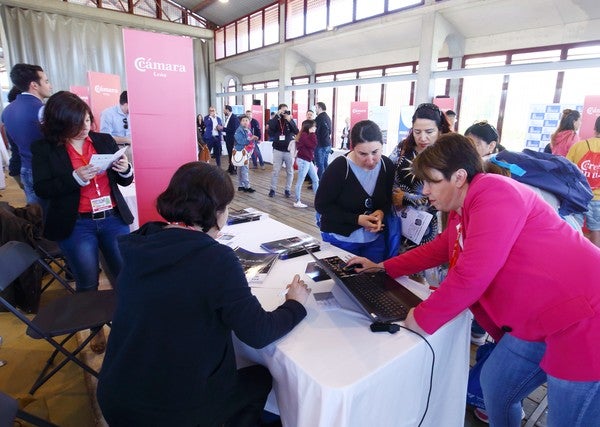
[
  {"x1": 222, "y1": 217, "x2": 470, "y2": 427},
  {"x1": 258, "y1": 141, "x2": 348, "y2": 165},
  {"x1": 118, "y1": 183, "x2": 138, "y2": 231}
]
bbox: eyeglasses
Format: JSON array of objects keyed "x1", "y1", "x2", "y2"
[
  {"x1": 364, "y1": 197, "x2": 374, "y2": 215},
  {"x1": 123, "y1": 117, "x2": 128, "y2": 130},
  {"x1": 472, "y1": 120, "x2": 498, "y2": 132}
]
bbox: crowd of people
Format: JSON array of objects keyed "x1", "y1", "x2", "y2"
[{"x1": 2, "y1": 60, "x2": 600, "y2": 426}]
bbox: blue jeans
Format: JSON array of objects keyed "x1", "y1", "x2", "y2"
[
  {"x1": 21, "y1": 167, "x2": 44, "y2": 206},
  {"x1": 481, "y1": 333, "x2": 600, "y2": 427},
  {"x1": 58, "y1": 214, "x2": 130, "y2": 292},
  {"x1": 321, "y1": 232, "x2": 386, "y2": 263},
  {"x1": 295, "y1": 158, "x2": 318, "y2": 202},
  {"x1": 251, "y1": 144, "x2": 264, "y2": 167},
  {"x1": 237, "y1": 164, "x2": 250, "y2": 188},
  {"x1": 314, "y1": 146, "x2": 331, "y2": 179},
  {"x1": 205, "y1": 136, "x2": 222, "y2": 167}
]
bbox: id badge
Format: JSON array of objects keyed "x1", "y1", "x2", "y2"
[
  {"x1": 279, "y1": 135, "x2": 285, "y2": 141},
  {"x1": 91, "y1": 196, "x2": 112, "y2": 213}
]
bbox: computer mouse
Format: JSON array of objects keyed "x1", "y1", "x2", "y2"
[{"x1": 342, "y1": 263, "x2": 363, "y2": 273}]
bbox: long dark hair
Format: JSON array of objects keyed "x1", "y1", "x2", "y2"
[
  {"x1": 41, "y1": 91, "x2": 94, "y2": 146},
  {"x1": 350, "y1": 120, "x2": 382, "y2": 148},
  {"x1": 551, "y1": 109, "x2": 581, "y2": 146},
  {"x1": 400, "y1": 103, "x2": 452, "y2": 155}
]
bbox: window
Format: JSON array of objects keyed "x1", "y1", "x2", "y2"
[
  {"x1": 215, "y1": 28, "x2": 225, "y2": 60},
  {"x1": 249, "y1": 12, "x2": 263, "y2": 50},
  {"x1": 225, "y1": 24, "x2": 236, "y2": 57},
  {"x1": 237, "y1": 17, "x2": 249, "y2": 53},
  {"x1": 264, "y1": 4, "x2": 279, "y2": 46},
  {"x1": 358, "y1": 69, "x2": 383, "y2": 106},
  {"x1": 388, "y1": 0, "x2": 422, "y2": 11},
  {"x1": 286, "y1": 0, "x2": 304, "y2": 39},
  {"x1": 465, "y1": 55, "x2": 507, "y2": 69},
  {"x1": 356, "y1": 0, "x2": 384, "y2": 20},
  {"x1": 329, "y1": 0, "x2": 353, "y2": 27},
  {"x1": 306, "y1": 0, "x2": 327, "y2": 34},
  {"x1": 458, "y1": 74, "x2": 503, "y2": 135},
  {"x1": 511, "y1": 50, "x2": 561, "y2": 65},
  {"x1": 561, "y1": 68, "x2": 600, "y2": 105}
]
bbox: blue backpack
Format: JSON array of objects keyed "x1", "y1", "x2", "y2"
[{"x1": 492, "y1": 149, "x2": 593, "y2": 216}]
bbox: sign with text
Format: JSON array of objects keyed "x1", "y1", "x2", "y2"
[
  {"x1": 251, "y1": 104, "x2": 264, "y2": 139},
  {"x1": 87, "y1": 72, "x2": 120, "y2": 131},
  {"x1": 350, "y1": 101, "x2": 368, "y2": 128},
  {"x1": 70, "y1": 85, "x2": 90, "y2": 105},
  {"x1": 123, "y1": 28, "x2": 197, "y2": 226},
  {"x1": 581, "y1": 95, "x2": 600, "y2": 140},
  {"x1": 525, "y1": 103, "x2": 581, "y2": 151}
]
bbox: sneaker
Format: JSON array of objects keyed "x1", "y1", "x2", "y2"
[
  {"x1": 473, "y1": 408, "x2": 489, "y2": 423},
  {"x1": 268, "y1": 190, "x2": 275, "y2": 197},
  {"x1": 238, "y1": 187, "x2": 246, "y2": 192},
  {"x1": 284, "y1": 190, "x2": 291, "y2": 198},
  {"x1": 245, "y1": 187, "x2": 256, "y2": 193},
  {"x1": 471, "y1": 332, "x2": 488, "y2": 346},
  {"x1": 260, "y1": 165, "x2": 266, "y2": 170},
  {"x1": 293, "y1": 201, "x2": 307, "y2": 208}
]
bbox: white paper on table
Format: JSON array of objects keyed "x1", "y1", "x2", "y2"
[
  {"x1": 89, "y1": 147, "x2": 128, "y2": 171},
  {"x1": 400, "y1": 206, "x2": 433, "y2": 245},
  {"x1": 313, "y1": 292, "x2": 341, "y2": 311}
]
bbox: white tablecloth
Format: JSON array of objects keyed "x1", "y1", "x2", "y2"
[
  {"x1": 222, "y1": 217, "x2": 470, "y2": 427},
  {"x1": 258, "y1": 141, "x2": 349, "y2": 165},
  {"x1": 118, "y1": 183, "x2": 138, "y2": 231}
]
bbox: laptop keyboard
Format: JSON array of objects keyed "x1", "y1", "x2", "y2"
[{"x1": 344, "y1": 274, "x2": 409, "y2": 319}]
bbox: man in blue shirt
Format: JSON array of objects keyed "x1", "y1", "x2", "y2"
[
  {"x1": 100, "y1": 91, "x2": 131, "y2": 147},
  {"x1": 2, "y1": 63, "x2": 52, "y2": 205}
]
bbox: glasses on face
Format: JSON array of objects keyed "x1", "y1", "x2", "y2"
[
  {"x1": 123, "y1": 117, "x2": 128, "y2": 130},
  {"x1": 364, "y1": 197, "x2": 374, "y2": 215}
]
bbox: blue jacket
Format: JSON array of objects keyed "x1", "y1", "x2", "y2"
[
  {"x1": 1, "y1": 93, "x2": 43, "y2": 169},
  {"x1": 234, "y1": 125, "x2": 251, "y2": 151},
  {"x1": 202, "y1": 115, "x2": 223, "y2": 143}
]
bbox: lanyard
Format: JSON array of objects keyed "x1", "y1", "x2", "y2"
[
  {"x1": 279, "y1": 117, "x2": 286, "y2": 136},
  {"x1": 449, "y1": 223, "x2": 463, "y2": 269},
  {"x1": 69, "y1": 141, "x2": 102, "y2": 197}
]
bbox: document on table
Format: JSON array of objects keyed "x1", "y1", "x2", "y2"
[
  {"x1": 89, "y1": 147, "x2": 127, "y2": 171},
  {"x1": 400, "y1": 206, "x2": 433, "y2": 245}
]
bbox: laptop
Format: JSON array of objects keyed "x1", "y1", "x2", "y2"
[{"x1": 305, "y1": 248, "x2": 423, "y2": 322}]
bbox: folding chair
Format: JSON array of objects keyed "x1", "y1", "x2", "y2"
[
  {"x1": 35, "y1": 238, "x2": 74, "y2": 293},
  {"x1": 0, "y1": 390, "x2": 59, "y2": 427},
  {"x1": 0, "y1": 241, "x2": 116, "y2": 394}
]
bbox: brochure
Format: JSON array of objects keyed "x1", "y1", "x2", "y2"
[
  {"x1": 233, "y1": 247, "x2": 278, "y2": 284},
  {"x1": 227, "y1": 209, "x2": 262, "y2": 225},
  {"x1": 260, "y1": 235, "x2": 321, "y2": 259},
  {"x1": 399, "y1": 206, "x2": 433, "y2": 245},
  {"x1": 89, "y1": 147, "x2": 128, "y2": 171}
]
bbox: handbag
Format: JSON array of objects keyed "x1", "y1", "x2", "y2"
[
  {"x1": 198, "y1": 143, "x2": 210, "y2": 163},
  {"x1": 231, "y1": 148, "x2": 249, "y2": 167},
  {"x1": 288, "y1": 139, "x2": 298, "y2": 158}
]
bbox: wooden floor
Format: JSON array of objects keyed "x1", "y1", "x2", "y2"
[{"x1": 0, "y1": 161, "x2": 548, "y2": 426}]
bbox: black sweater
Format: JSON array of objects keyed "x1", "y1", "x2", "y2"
[{"x1": 97, "y1": 223, "x2": 306, "y2": 425}]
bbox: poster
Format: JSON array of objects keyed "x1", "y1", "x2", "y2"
[
  {"x1": 525, "y1": 103, "x2": 582, "y2": 151},
  {"x1": 350, "y1": 101, "x2": 368, "y2": 128},
  {"x1": 580, "y1": 95, "x2": 600, "y2": 140},
  {"x1": 87, "y1": 72, "x2": 121, "y2": 131}
]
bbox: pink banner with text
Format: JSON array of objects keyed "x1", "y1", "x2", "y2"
[
  {"x1": 70, "y1": 85, "x2": 90, "y2": 105},
  {"x1": 581, "y1": 95, "x2": 600, "y2": 140},
  {"x1": 123, "y1": 28, "x2": 197, "y2": 226},
  {"x1": 251, "y1": 105, "x2": 264, "y2": 140},
  {"x1": 351, "y1": 102, "x2": 369, "y2": 128},
  {"x1": 87, "y1": 72, "x2": 120, "y2": 131}
]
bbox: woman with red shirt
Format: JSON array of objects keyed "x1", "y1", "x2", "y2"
[{"x1": 32, "y1": 91, "x2": 134, "y2": 352}]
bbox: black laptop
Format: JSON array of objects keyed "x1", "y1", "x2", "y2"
[{"x1": 305, "y1": 249, "x2": 423, "y2": 322}]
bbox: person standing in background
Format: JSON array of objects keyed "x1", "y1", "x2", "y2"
[
  {"x1": 340, "y1": 117, "x2": 350, "y2": 149},
  {"x1": 314, "y1": 102, "x2": 332, "y2": 179},
  {"x1": 223, "y1": 105, "x2": 240, "y2": 175},
  {"x1": 2, "y1": 63, "x2": 52, "y2": 205},
  {"x1": 100, "y1": 91, "x2": 131, "y2": 148},
  {"x1": 203, "y1": 107, "x2": 224, "y2": 167},
  {"x1": 549, "y1": 108, "x2": 581, "y2": 157},
  {"x1": 445, "y1": 110, "x2": 457, "y2": 130},
  {"x1": 268, "y1": 104, "x2": 298, "y2": 198},
  {"x1": 567, "y1": 115, "x2": 600, "y2": 248},
  {"x1": 1, "y1": 86, "x2": 24, "y2": 189},
  {"x1": 246, "y1": 109, "x2": 265, "y2": 170}
]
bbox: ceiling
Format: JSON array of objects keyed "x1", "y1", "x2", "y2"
[{"x1": 173, "y1": 0, "x2": 275, "y2": 27}]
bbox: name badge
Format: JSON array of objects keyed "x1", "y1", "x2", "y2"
[
  {"x1": 279, "y1": 135, "x2": 286, "y2": 141},
  {"x1": 91, "y1": 196, "x2": 112, "y2": 213}
]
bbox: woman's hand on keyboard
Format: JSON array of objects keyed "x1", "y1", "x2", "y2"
[{"x1": 346, "y1": 256, "x2": 381, "y2": 273}]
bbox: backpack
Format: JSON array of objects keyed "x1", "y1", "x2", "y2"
[{"x1": 492, "y1": 149, "x2": 593, "y2": 216}]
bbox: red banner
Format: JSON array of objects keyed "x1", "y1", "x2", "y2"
[
  {"x1": 123, "y1": 29, "x2": 197, "y2": 226},
  {"x1": 87, "y1": 72, "x2": 121, "y2": 131},
  {"x1": 351, "y1": 101, "x2": 369, "y2": 128},
  {"x1": 251, "y1": 104, "x2": 264, "y2": 140},
  {"x1": 581, "y1": 95, "x2": 600, "y2": 140},
  {"x1": 70, "y1": 85, "x2": 90, "y2": 105},
  {"x1": 433, "y1": 97, "x2": 456, "y2": 113}
]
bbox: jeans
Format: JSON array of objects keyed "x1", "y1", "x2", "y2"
[
  {"x1": 321, "y1": 232, "x2": 386, "y2": 263},
  {"x1": 546, "y1": 374, "x2": 600, "y2": 426},
  {"x1": 270, "y1": 150, "x2": 294, "y2": 192},
  {"x1": 58, "y1": 213, "x2": 130, "y2": 292},
  {"x1": 237, "y1": 165, "x2": 249, "y2": 188},
  {"x1": 295, "y1": 158, "x2": 319, "y2": 202},
  {"x1": 314, "y1": 145, "x2": 331, "y2": 179},
  {"x1": 481, "y1": 334, "x2": 547, "y2": 426},
  {"x1": 205, "y1": 136, "x2": 222, "y2": 167},
  {"x1": 251, "y1": 144, "x2": 264, "y2": 167},
  {"x1": 20, "y1": 167, "x2": 44, "y2": 206}
]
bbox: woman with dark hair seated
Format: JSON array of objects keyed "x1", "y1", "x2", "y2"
[
  {"x1": 97, "y1": 162, "x2": 310, "y2": 427},
  {"x1": 347, "y1": 134, "x2": 600, "y2": 427}
]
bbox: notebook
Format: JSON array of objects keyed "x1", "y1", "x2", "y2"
[{"x1": 305, "y1": 249, "x2": 423, "y2": 322}]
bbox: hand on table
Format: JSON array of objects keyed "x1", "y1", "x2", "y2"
[{"x1": 285, "y1": 274, "x2": 311, "y2": 305}]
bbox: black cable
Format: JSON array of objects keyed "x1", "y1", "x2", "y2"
[{"x1": 397, "y1": 325, "x2": 435, "y2": 427}]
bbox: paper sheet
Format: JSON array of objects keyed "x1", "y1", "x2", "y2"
[{"x1": 89, "y1": 147, "x2": 128, "y2": 171}]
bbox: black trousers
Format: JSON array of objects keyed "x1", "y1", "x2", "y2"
[{"x1": 225, "y1": 137, "x2": 235, "y2": 171}]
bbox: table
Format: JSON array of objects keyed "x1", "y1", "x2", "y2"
[
  {"x1": 258, "y1": 141, "x2": 349, "y2": 165},
  {"x1": 222, "y1": 216, "x2": 470, "y2": 427},
  {"x1": 118, "y1": 183, "x2": 138, "y2": 231}
]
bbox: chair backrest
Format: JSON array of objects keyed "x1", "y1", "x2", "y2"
[{"x1": 0, "y1": 241, "x2": 40, "y2": 292}]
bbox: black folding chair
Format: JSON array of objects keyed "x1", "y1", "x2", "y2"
[
  {"x1": 0, "y1": 241, "x2": 116, "y2": 394},
  {"x1": 35, "y1": 238, "x2": 74, "y2": 293},
  {"x1": 0, "y1": 390, "x2": 59, "y2": 427}
]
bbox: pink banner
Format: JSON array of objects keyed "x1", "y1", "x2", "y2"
[
  {"x1": 70, "y1": 85, "x2": 90, "y2": 105},
  {"x1": 251, "y1": 104, "x2": 264, "y2": 139},
  {"x1": 351, "y1": 101, "x2": 369, "y2": 128},
  {"x1": 433, "y1": 97, "x2": 456, "y2": 113},
  {"x1": 87, "y1": 72, "x2": 121, "y2": 131},
  {"x1": 123, "y1": 28, "x2": 197, "y2": 226},
  {"x1": 580, "y1": 95, "x2": 600, "y2": 140}
]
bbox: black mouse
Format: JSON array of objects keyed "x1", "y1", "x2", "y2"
[{"x1": 342, "y1": 263, "x2": 363, "y2": 273}]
